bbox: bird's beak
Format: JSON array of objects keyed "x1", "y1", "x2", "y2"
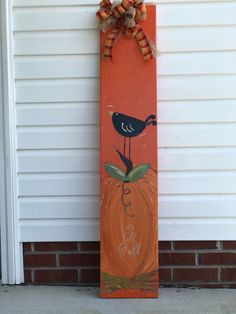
[{"x1": 108, "y1": 111, "x2": 114, "y2": 116}]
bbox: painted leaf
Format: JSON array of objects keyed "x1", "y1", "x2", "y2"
[
  {"x1": 127, "y1": 163, "x2": 151, "y2": 182},
  {"x1": 104, "y1": 163, "x2": 127, "y2": 181}
]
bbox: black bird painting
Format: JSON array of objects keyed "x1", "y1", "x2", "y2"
[{"x1": 109, "y1": 111, "x2": 157, "y2": 162}]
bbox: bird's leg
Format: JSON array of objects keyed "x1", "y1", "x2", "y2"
[
  {"x1": 129, "y1": 138, "x2": 131, "y2": 161},
  {"x1": 116, "y1": 137, "x2": 133, "y2": 176},
  {"x1": 123, "y1": 136, "x2": 126, "y2": 158}
]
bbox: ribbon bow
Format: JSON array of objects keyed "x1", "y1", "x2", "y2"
[{"x1": 96, "y1": 0, "x2": 155, "y2": 61}]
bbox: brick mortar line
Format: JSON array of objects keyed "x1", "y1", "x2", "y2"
[
  {"x1": 218, "y1": 268, "x2": 221, "y2": 281},
  {"x1": 77, "y1": 250, "x2": 100, "y2": 253},
  {"x1": 77, "y1": 266, "x2": 100, "y2": 270},
  {"x1": 76, "y1": 251, "x2": 100, "y2": 254},
  {"x1": 161, "y1": 281, "x2": 236, "y2": 284},
  {"x1": 78, "y1": 284, "x2": 100, "y2": 287},
  {"x1": 56, "y1": 253, "x2": 60, "y2": 267},
  {"x1": 24, "y1": 251, "x2": 100, "y2": 255},
  {"x1": 160, "y1": 265, "x2": 236, "y2": 268},
  {"x1": 159, "y1": 250, "x2": 236, "y2": 253},
  {"x1": 77, "y1": 268, "x2": 81, "y2": 282},
  {"x1": 171, "y1": 268, "x2": 174, "y2": 282},
  {"x1": 25, "y1": 283, "x2": 97, "y2": 287},
  {"x1": 25, "y1": 267, "x2": 83, "y2": 270},
  {"x1": 159, "y1": 282, "x2": 223, "y2": 284},
  {"x1": 25, "y1": 266, "x2": 100, "y2": 270},
  {"x1": 32, "y1": 269, "x2": 35, "y2": 282},
  {"x1": 78, "y1": 249, "x2": 100, "y2": 253}
]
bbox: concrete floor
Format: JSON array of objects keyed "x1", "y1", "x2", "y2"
[{"x1": 0, "y1": 286, "x2": 236, "y2": 314}]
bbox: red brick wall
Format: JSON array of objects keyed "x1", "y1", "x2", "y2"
[{"x1": 23, "y1": 241, "x2": 236, "y2": 288}]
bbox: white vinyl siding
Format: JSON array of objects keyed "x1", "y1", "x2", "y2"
[{"x1": 12, "y1": 0, "x2": 236, "y2": 241}]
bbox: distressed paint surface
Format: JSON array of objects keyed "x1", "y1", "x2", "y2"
[{"x1": 100, "y1": 5, "x2": 158, "y2": 298}]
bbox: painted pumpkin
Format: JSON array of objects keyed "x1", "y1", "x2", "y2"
[{"x1": 100, "y1": 164, "x2": 158, "y2": 293}]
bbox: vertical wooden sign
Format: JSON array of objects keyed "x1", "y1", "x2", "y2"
[{"x1": 100, "y1": 4, "x2": 158, "y2": 298}]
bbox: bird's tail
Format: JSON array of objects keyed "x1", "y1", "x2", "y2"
[{"x1": 145, "y1": 114, "x2": 157, "y2": 126}]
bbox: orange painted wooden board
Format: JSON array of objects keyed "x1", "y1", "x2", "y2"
[{"x1": 100, "y1": 5, "x2": 158, "y2": 298}]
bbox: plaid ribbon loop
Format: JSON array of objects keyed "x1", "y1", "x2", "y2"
[{"x1": 96, "y1": 0, "x2": 155, "y2": 61}]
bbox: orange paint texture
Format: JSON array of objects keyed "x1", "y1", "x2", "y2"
[{"x1": 100, "y1": 5, "x2": 158, "y2": 298}]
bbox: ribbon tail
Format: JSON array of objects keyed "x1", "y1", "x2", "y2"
[
  {"x1": 103, "y1": 28, "x2": 120, "y2": 61},
  {"x1": 135, "y1": 26, "x2": 155, "y2": 61}
]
